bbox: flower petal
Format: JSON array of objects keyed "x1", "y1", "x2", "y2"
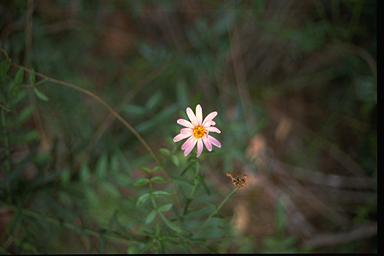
[
  {"x1": 181, "y1": 136, "x2": 194, "y2": 150},
  {"x1": 203, "y1": 136, "x2": 212, "y2": 151},
  {"x1": 195, "y1": 104, "x2": 203, "y2": 124},
  {"x1": 177, "y1": 118, "x2": 194, "y2": 128},
  {"x1": 207, "y1": 126, "x2": 221, "y2": 134},
  {"x1": 196, "y1": 139, "x2": 203, "y2": 157},
  {"x1": 184, "y1": 138, "x2": 197, "y2": 156},
  {"x1": 186, "y1": 107, "x2": 198, "y2": 125},
  {"x1": 173, "y1": 133, "x2": 191, "y2": 142},
  {"x1": 180, "y1": 128, "x2": 193, "y2": 134},
  {"x1": 203, "y1": 111, "x2": 218, "y2": 125},
  {"x1": 204, "y1": 120, "x2": 216, "y2": 127},
  {"x1": 208, "y1": 135, "x2": 221, "y2": 148}
]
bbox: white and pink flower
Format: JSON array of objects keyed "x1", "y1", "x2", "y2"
[{"x1": 173, "y1": 104, "x2": 221, "y2": 157}]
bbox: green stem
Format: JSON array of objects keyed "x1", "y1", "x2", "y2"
[
  {"x1": 196, "y1": 188, "x2": 238, "y2": 235},
  {"x1": 183, "y1": 160, "x2": 200, "y2": 215}
]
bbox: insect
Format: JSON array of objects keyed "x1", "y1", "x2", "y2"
[{"x1": 226, "y1": 173, "x2": 248, "y2": 189}]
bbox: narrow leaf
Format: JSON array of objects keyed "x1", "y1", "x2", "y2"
[
  {"x1": 33, "y1": 88, "x2": 48, "y2": 101},
  {"x1": 160, "y1": 214, "x2": 183, "y2": 234},
  {"x1": 152, "y1": 191, "x2": 170, "y2": 198},
  {"x1": 134, "y1": 178, "x2": 149, "y2": 187},
  {"x1": 137, "y1": 193, "x2": 150, "y2": 206},
  {"x1": 158, "y1": 203, "x2": 173, "y2": 213},
  {"x1": 150, "y1": 176, "x2": 165, "y2": 184},
  {"x1": 145, "y1": 210, "x2": 157, "y2": 224}
]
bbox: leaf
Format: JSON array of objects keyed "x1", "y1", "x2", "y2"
[
  {"x1": 134, "y1": 178, "x2": 149, "y2": 187},
  {"x1": 176, "y1": 79, "x2": 188, "y2": 107},
  {"x1": 33, "y1": 88, "x2": 49, "y2": 101},
  {"x1": 146, "y1": 91, "x2": 162, "y2": 110},
  {"x1": 0, "y1": 60, "x2": 10, "y2": 78},
  {"x1": 276, "y1": 198, "x2": 286, "y2": 233},
  {"x1": 141, "y1": 167, "x2": 152, "y2": 173},
  {"x1": 122, "y1": 104, "x2": 146, "y2": 116},
  {"x1": 171, "y1": 155, "x2": 180, "y2": 167},
  {"x1": 150, "y1": 176, "x2": 165, "y2": 184},
  {"x1": 137, "y1": 193, "x2": 150, "y2": 206},
  {"x1": 110, "y1": 154, "x2": 120, "y2": 173},
  {"x1": 101, "y1": 182, "x2": 120, "y2": 198},
  {"x1": 152, "y1": 191, "x2": 170, "y2": 198},
  {"x1": 21, "y1": 130, "x2": 39, "y2": 144},
  {"x1": 198, "y1": 175, "x2": 211, "y2": 195},
  {"x1": 60, "y1": 168, "x2": 71, "y2": 184},
  {"x1": 158, "y1": 203, "x2": 173, "y2": 213},
  {"x1": 159, "y1": 148, "x2": 171, "y2": 156},
  {"x1": 160, "y1": 214, "x2": 183, "y2": 234},
  {"x1": 29, "y1": 69, "x2": 36, "y2": 85},
  {"x1": 15, "y1": 106, "x2": 34, "y2": 126},
  {"x1": 145, "y1": 210, "x2": 157, "y2": 224},
  {"x1": 10, "y1": 69, "x2": 24, "y2": 94},
  {"x1": 80, "y1": 163, "x2": 91, "y2": 183},
  {"x1": 136, "y1": 105, "x2": 176, "y2": 133},
  {"x1": 142, "y1": 166, "x2": 161, "y2": 174},
  {"x1": 96, "y1": 155, "x2": 108, "y2": 179},
  {"x1": 179, "y1": 160, "x2": 195, "y2": 176}
]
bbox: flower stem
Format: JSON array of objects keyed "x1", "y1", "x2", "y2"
[
  {"x1": 196, "y1": 187, "x2": 238, "y2": 235},
  {"x1": 183, "y1": 160, "x2": 200, "y2": 215}
]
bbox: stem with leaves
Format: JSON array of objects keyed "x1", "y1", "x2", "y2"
[{"x1": 195, "y1": 187, "x2": 239, "y2": 236}]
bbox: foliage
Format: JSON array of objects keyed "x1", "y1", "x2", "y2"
[{"x1": 0, "y1": 0, "x2": 377, "y2": 253}]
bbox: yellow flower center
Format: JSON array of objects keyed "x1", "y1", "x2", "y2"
[{"x1": 193, "y1": 125, "x2": 206, "y2": 139}]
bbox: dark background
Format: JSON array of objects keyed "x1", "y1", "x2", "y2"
[{"x1": 0, "y1": 0, "x2": 377, "y2": 253}]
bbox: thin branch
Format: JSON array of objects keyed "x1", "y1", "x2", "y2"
[{"x1": 13, "y1": 63, "x2": 162, "y2": 167}]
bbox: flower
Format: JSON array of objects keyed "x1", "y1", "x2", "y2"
[{"x1": 173, "y1": 104, "x2": 221, "y2": 157}]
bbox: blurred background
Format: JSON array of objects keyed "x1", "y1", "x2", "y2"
[{"x1": 0, "y1": 0, "x2": 377, "y2": 253}]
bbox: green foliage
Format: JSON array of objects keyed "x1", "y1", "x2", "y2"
[{"x1": 0, "y1": 0, "x2": 376, "y2": 253}]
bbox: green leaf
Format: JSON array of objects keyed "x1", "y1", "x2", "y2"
[
  {"x1": 150, "y1": 176, "x2": 165, "y2": 184},
  {"x1": 176, "y1": 79, "x2": 188, "y2": 107},
  {"x1": 145, "y1": 210, "x2": 157, "y2": 224},
  {"x1": 160, "y1": 214, "x2": 183, "y2": 234},
  {"x1": 10, "y1": 69, "x2": 24, "y2": 94},
  {"x1": 171, "y1": 155, "x2": 179, "y2": 167},
  {"x1": 137, "y1": 193, "x2": 150, "y2": 206},
  {"x1": 276, "y1": 198, "x2": 286, "y2": 233},
  {"x1": 159, "y1": 148, "x2": 171, "y2": 156},
  {"x1": 146, "y1": 91, "x2": 162, "y2": 110},
  {"x1": 29, "y1": 69, "x2": 36, "y2": 85},
  {"x1": 33, "y1": 88, "x2": 49, "y2": 101},
  {"x1": 80, "y1": 163, "x2": 91, "y2": 183},
  {"x1": 0, "y1": 60, "x2": 10, "y2": 78},
  {"x1": 20, "y1": 130, "x2": 40, "y2": 144},
  {"x1": 141, "y1": 167, "x2": 152, "y2": 173},
  {"x1": 96, "y1": 155, "x2": 108, "y2": 179},
  {"x1": 134, "y1": 178, "x2": 149, "y2": 187},
  {"x1": 15, "y1": 106, "x2": 34, "y2": 126},
  {"x1": 152, "y1": 191, "x2": 170, "y2": 198},
  {"x1": 60, "y1": 168, "x2": 71, "y2": 184},
  {"x1": 158, "y1": 203, "x2": 173, "y2": 213},
  {"x1": 136, "y1": 105, "x2": 177, "y2": 133},
  {"x1": 180, "y1": 160, "x2": 195, "y2": 176},
  {"x1": 122, "y1": 104, "x2": 146, "y2": 116},
  {"x1": 142, "y1": 166, "x2": 161, "y2": 174},
  {"x1": 110, "y1": 154, "x2": 120, "y2": 173},
  {"x1": 101, "y1": 182, "x2": 120, "y2": 198}
]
